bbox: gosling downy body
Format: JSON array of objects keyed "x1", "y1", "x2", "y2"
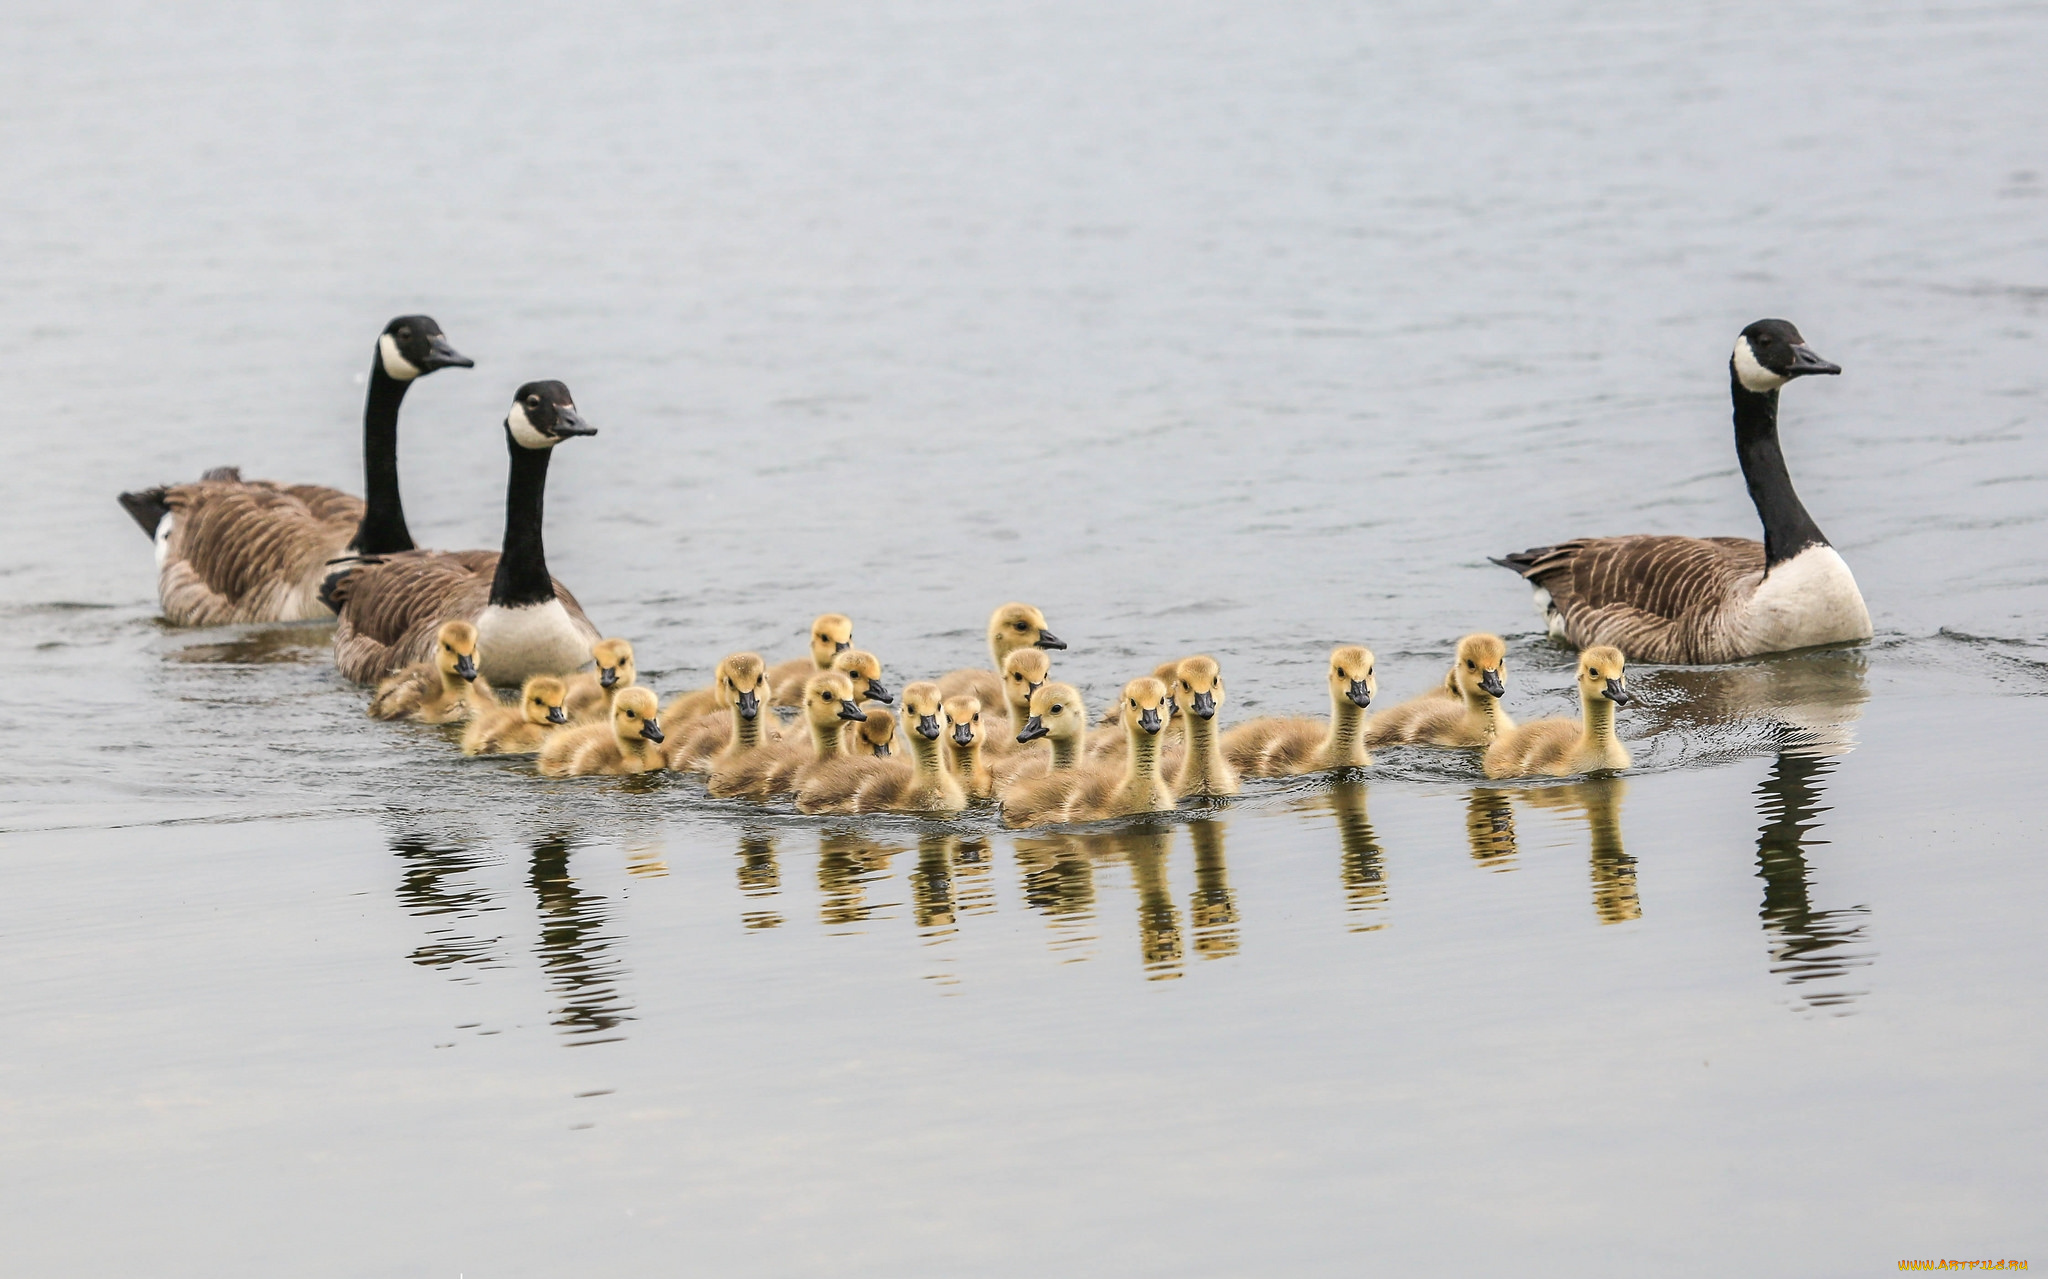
[
  {"x1": 1367, "y1": 634, "x2": 1515, "y2": 748},
  {"x1": 992, "y1": 681, "x2": 1090, "y2": 794},
  {"x1": 538, "y1": 687, "x2": 666, "y2": 778},
  {"x1": 462, "y1": 675, "x2": 571, "y2": 755},
  {"x1": 1161, "y1": 656, "x2": 1239, "y2": 799},
  {"x1": 942, "y1": 696, "x2": 995, "y2": 801},
  {"x1": 564, "y1": 638, "x2": 637, "y2": 725},
  {"x1": 666, "y1": 653, "x2": 773, "y2": 774},
  {"x1": 981, "y1": 647, "x2": 1052, "y2": 755},
  {"x1": 368, "y1": 620, "x2": 495, "y2": 723},
  {"x1": 1483, "y1": 647, "x2": 1634, "y2": 779},
  {"x1": 795, "y1": 681, "x2": 966, "y2": 816},
  {"x1": 710, "y1": 669, "x2": 864, "y2": 799},
  {"x1": 1005, "y1": 678, "x2": 1173, "y2": 828},
  {"x1": 1221, "y1": 646, "x2": 1378, "y2": 777},
  {"x1": 937, "y1": 603, "x2": 1065, "y2": 711}
]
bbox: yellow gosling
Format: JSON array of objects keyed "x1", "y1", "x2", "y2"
[
  {"x1": 666, "y1": 653, "x2": 772, "y2": 774},
  {"x1": 537, "y1": 687, "x2": 666, "y2": 778},
  {"x1": 710, "y1": 669, "x2": 864, "y2": 799},
  {"x1": 1087, "y1": 658, "x2": 1185, "y2": 758},
  {"x1": 942, "y1": 695, "x2": 995, "y2": 801},
  {"x1": 847, "y1": 707, "x2": 899, "y2": 758},
  {"x1": 832, "y1": 648, "x2": 894, "y2": 750},
  {"x1": 795, "y1": 681, "x2": 965, "y2": 816},
  {"x1": 1162, "y1": 655, "x2": 1239, "y2": 799},
  {"x1": 992, "y1": 681, "x2": 1089, "y2": 796},
  {"x1": 1483, "y1": 647, "x2": 1634, "y2": 779},
  {"x1": 368, "y1": 621, "x2": 495, "y2": 723},
  {"x1": 767, "y1": 613, "x2": 855, "y2": 706},
  {"x1": 1220, "y1": 645, "x2": 1378, "y2": 777},
  {"x1": 982, "y1": 647, "x2": 1052, "y2": 755},
  {"x1": 563, "y1": 637, "x2": 637, "y2": 725},
  {"x1": 461, "y1": 675, "x2": 569, "y2": 755},
  {"x1": 1367, "y1": 633, "x2": 1515, "y2": 748},
  {"x1": 1005, "y1": 677, "x2": 1173, "y2": 828},
  {"x1": 937, "y1": 603, "x2": 1065, "y2": 710}
]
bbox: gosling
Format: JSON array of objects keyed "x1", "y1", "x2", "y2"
[
  {"x1": 847, "y1": 706, "x2": 899, "y2": 758},
  {"x1": 368, "y1": 621, "x2": 495, "y2": 723},
  {"x1": 794, "y1": 681, "x2": 966, "y2": 816},
  {"x1": 563, "y1": 637, "x2": 638, "y2": 724},
  {"x1": 1482, "y1": 647, "x2": 1633, "y2": 779},
  {"x1": 462, "y1": 675, "x2": 570, "y2": 755},
  {"x1": 666, "y1": 653, "x2": 773, "y2": 774},
  {"x1": 1161, "y1": 655, "x2": 1239, "y2": 799},
  {"x1": 538, "y1": 687, "x2": 667, "y2": 778},
  {"x1": 1220, "y1": 646, "x2": 1378, "y2": 777},
  {"x1": 991, "y1": 681, "x2": 1089, "y2": 794},
  {"x1": 768, "y1": 613, "x2": 856, "y2": 706},
  {"x1": 942, "y1": 695, "x2": 995, "y2": 801},
  {"x1": 937, "y1": 602, "x2": 1065, "y2": 710},
  {"x1": 983, "y1": 647, "x2": 1052, "y2": 754},
  {"x1": 710, "y1": 669, "x2": 864, "y2": 799},
  {"x1": 1004, "y1": 677, "x2": 1174, "y2": 828},
  {"x1": 1367, "y1": 633, "x2": 1515, "y2": 748}
]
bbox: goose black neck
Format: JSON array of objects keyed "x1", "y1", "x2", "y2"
[
  {"x1": 348, "y1": 360, "x2": 416, "y2": 555},
  {"x1": 489, "y1": 437, "x2": 557, "y2": 607},
  {"x1": 1731, "y1": 366, "x2": 1829, "y2": 568}
]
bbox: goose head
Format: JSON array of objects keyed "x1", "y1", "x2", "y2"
[
  {"x1": 803, "y1": 670, "x2": 867, "y2": 731},
  {"x1": 716, "y1": 652, "x2": 770, "y2": 721},
  {"x1": 851, "y1": 707, "x2": 898, "y2": 757},
  {"x1": 831, "y1": 648, "x2": 892, "y2": 704},
  {"x1": 589, "y1": 638, "x2": 636, "y2": 691},
  {"x1": 1578, "y1": 647, "x2": 1632, "y2": 707},
  {"x1": 807, "y1": 614, "x2": 855, "y2": 668},
  {"x1": 505, "y1": 380, "x2": 597, "y2": 450},
  {"x1": 378, "y1": 315, "x2": 472, "y2": 382},
  {"x1": 988, "y1": 603, "x2": 1064, "y2": 664},
  {"x1": 1121, "y1": 677, "x2": 1172, "y2": 737},
  {"x1": 1173, "y1": 655, "x2": 1226, "y2": 721},
  {"x1": 1329, "y1": 645, "x2": 1377, "y2": 709},
  {"x1": 1002, "y1": 647, "x2": 1052, "y2": 713},
  {"x1": 1731, "y1": 319, "x2": 1840, "y2": 394},
  {"x1": 611, "y1": 687, "x2": 663, "y2": 745},
  {"x1": 1018, "y1": 681, "x2": 1088, "y2": 746},
  {"x1": 1451, "y1": 633, "x2": 1507, "y2": 701},
  {"x1": 901, "y1": 681, "x2": 946, "y2": 742},
  {"x1": 521, "y1": 676, "x2": 570, "y2": 726},
  {"x1": 436, "y1": 620, "x2": 480, "y2": 683},
  {"x1": 943, "y1": 696, "x2": 986, "y2": 750}
]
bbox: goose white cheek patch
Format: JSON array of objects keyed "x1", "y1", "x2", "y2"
[
  {"x1": 505, "y1": 401, "x2": 561, "y2": 450},
  {"x1": 378, "y1": 333, "x2": 423, "y2": 381},
  {"x1": 1731, "y1": 336, "x2": 1786, "y2": 392}
]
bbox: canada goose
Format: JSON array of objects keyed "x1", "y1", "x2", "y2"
[
  {"x1": 793, "y1": 681, "x2": 966, "y2": 816},
  {"x1": 117, "y1": 316, "x2": 473, "y2": 626},
  {"x1": 710, "y1": 669, "x2": 864, "y2": 799},
  {"x1": 992, "y1": 681, "x2": 1090, "y2": 793},
  {"x1": 367, "y1": 620, "x2": 496, "y2": 723},
  {"x1": 1004, "y1": 677, "x2": 1174, "y2": 828},
  {"x1": 461, "y1": 675, "x2": 570, "y2": 755},
  {"x1": 1220, "y1": 645, "x2": 1378, "y2": 777},
  {"x1": 564, "y1": 638, "x2": 637, "y2": 724},
  {"x1": 764, "y1": 614, "x2": 855, "y2": 707},
  {"x1": 937, "y1": 603, "x2": 1065, "y2": 710},
  {"x1": 942, "y1": 695, "x2": 995, "y2": 800},
  {"x1": 1366, "y1": 634, "x2": 1516, "y2": 748},
  {"x1": 538, "y1": 687, "x2": 666, "y2": 777},
  {"x1": 1494, "y1": 320, "x2": 1872, "y2": 664},
  {"x1": 1161, "y1": 656, "x2": 1239, "y2": 799},
  {"x1": 665, "y1": 652, "x2": 773, "y2": 773},
  {"x1": 1482, "y1": 647, "x2": 1634, "y2": 778},
  {"x1": 325, "y1": 381, "x2": 601, "y2": 686}
]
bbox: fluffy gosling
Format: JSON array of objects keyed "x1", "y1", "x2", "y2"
[
  {"x1": 1367, "y1": 633, "x2": 1515, "y2": 748},
  {"x1": 368, "y1": 621, "x2": 494, "y2": 723},
  {"x1": 991, "y1": 681, "x2": 1090, "y2": 795},
  {"x1": 538, "y1": 687, "x2": 666, "y2": 778},
  {"x1": 666, "y1": 652, "x2": 773, "y2": 774},
  {"x1": 937, "y1": 602, "x2": 1065, "y2": 710},
  {"x1": 767, "y1": 613, "x2": 856, "y2": 706},
  {"x1": 710, "y1": 669, "x2": 864, "y2": 799},
  {"x1": 563, "y1": 637, "x2": 637, "y2": 725},
  {"x1": 794, "y1": 681, "x2": 966, "y2": 816},
  {"x1": 1482, "y1": 647, "x2": 1633, "y2": 779},
  {"x1": 462, "y1": 675, "x2": 569, "y2": 755},
  {"x1": 1220, "y1": 646, "x2": 1378, "y2": 777},
  {"x1": 1005, "y1": 677, "x2": 1174, "y2": 828},
  {"x1": 942, "y1": 695, "x2": 995, "y2": 801},
  {"x1": 1162, "y1": 655, "x2": 1239, "y2": 799}
]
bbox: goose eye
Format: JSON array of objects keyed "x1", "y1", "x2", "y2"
[
  {"x1": 1466, "y1": 660, "x2": 1476, "y2": 669},
  {"x1": 1051, "y1": 704, "x2": 1063, "y2": 714},
  {"x1": 398, "y1": 327, "x2": 411, "y2": 339},
  {"x1": 1014, "y1": 622, "x2": 1029, "y2": 631}
]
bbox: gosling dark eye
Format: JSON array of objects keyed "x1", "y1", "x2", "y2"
[
  {"x1": 1466, "y1": 660, "x2": 1476, "y2": 669},
  {"x1": 1051, "y1": 704, "x2": 1063, "y2": 713},
  {"x1": 1015, "y1": 622, "x2": 1028, "y2": 631}
]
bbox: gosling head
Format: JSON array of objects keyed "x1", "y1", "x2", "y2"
[
  {"x1": 1329, "y1": 646, "x2": 1377, "y2": 709},
  {"x1": 1018, "y1": 681, "x2": 1087, "y2": 745},
  {"x1": 1003, "y1": 647, "x2": 1052, "y2": 709},
  {"x1": 1731, "y1": 319, "x2": 1840, "y2": 394},
  {"x1": 1121, "y1": 677, "x2": 1172, "y2": 736},
  {"x1": 611, "y1": 686, "x2": 663, "y2": 744},
  {"x1": 1578, "y1": 647, "x2": 1632, "y2": 707},
  {"x1": 377, "y1": 315, "x2": 472, "y2": 382},
  {"x1": 716, "y1": 652, "x2": 770, "y2": 721},
  {"x1": 808, "y1": 614, "x2": 855, "y2": 667},
  {"x1": 1173, "y1": 655, "x2": 1225, "y2": 721},
  {"x1": 521, "y1": 675, "x2": 570, "y2": 726},
  {"x1": 589, "y1": 638, "x2": 635, "y2": 691},
  {"x1": 852, "y1": 707, "x2": 898, "y2": 757},
  {"x1": 989, "y1": 602, "x2": 1064, "y2": 658},
  {"x1": 900, "y1": 681, "x2": 946, "y2": 742},
  {"x1": 831, "y1": 648, "x2": 892, "y2": 704},
  {"x1": 504, "y1": 380, "x2": 597, "y2": 451},
  {"x1": 943, "y1": 696, "x2": 985, "y2": 749},
  {"x1": 436, "y1": 620, "x2": 480, "y2": 683},
  {"x1": 803, "y1": 670, "x2": 868, "y2": 727},
  {"x1": 1453, "y1": 634, "x2": 1508, "y2": 700}
]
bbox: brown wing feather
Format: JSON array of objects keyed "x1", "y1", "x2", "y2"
[
  {"x1": 1500, "y1": 535, "x2": 1763, "y2": 664},
  {"x1": 329, "y1": 548, "x2": 596, "y2": 684},
  {"x1": 146, "y1": 478, "x2": 361, "y2": 625}
]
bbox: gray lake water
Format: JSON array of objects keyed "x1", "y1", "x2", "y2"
[{"x1": 4, "y1": 1, "x2": 2046, "y2": 1273}]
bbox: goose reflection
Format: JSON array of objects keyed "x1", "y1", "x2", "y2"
[
  {"x1": 910, "y1": 833, "x2": 997, "y2": 939},
  {"x1": 1014, "y1": 831, "x2": 1099, "y2": 957},
  {"x1": 817, "y1": 830, "x2": 905, "y2": 932},
  {"x1": 528, "y1": 831, "x2": 633, "y2": 1046},
  {"x1": 1520, "y1": 777, "x2": 1637, "y2": 924},
  {"x1": 1290, "y1": 783, "x2": 1389, "y2": 930},
  {"x1": 1634, "y1": 644, "x2": 1869, "y2": 755},
  {"x1": 1105, "y1": 827, "x2": 1184, "y2": 979},
  {"x1": 1187, "y1": 818, "x2": 1239, "y2": 959},
  {"x1": 386, "y1": 818, "x2": 507, "y2": 981},
  {"x1": 734, "y1": 829, "x2": 783, "y2": 930},
  {"x1": 1464, "y1": 788, "x2": 1519, "y2": 871},
  {"x1": 1754, "y1": 749, "x2": 1871, "y2": 1011}
]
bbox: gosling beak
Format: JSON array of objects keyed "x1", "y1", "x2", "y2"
[
  {"x1": 736, "y1": 689, "x2": 760, "y2": 721},
  {"x1": 640, "y1": 718, "x2": 665, "y2": 743},
  {"x1": 951, "y1": 722, "x2": 975, "y2": 747},
  {"x1": 1138, "y1": 707, "x2": 1163, "y2": 734},
  {"x1": 1786, "y1": 344, "x2": 1841, "y2": 378},
  {"x1": 1190, "y1": 690, "x2": 1216, "y2": 719},
  {"x1": 866, "y1": 680, "x2": 894, "y2": 704},
  {"x1": 453, "y1": 653, "x2": 478, "y2": 682},
  {"x1": 916, "y1": 714, "x2": 942, "y2": 740},
  {"x1": 834, "y1": 640, "x2": 851, "y2": 654},
  {"x1": 836, "y1": 699, "x2": 867, "y2": 722},
  {"x1": 1603, "y1": 678, "x2": 1633, "y2": 706},
  {"x1": 1479, "y1": 668, "x2": 1506, "y2": 699},
  {"x1": 1035, "y1": 630, "x2": 1066, "y2": 651},
  {"x1": 549, "y1": 404, "x2": 598, "y2": 438},
  {"x1": 1016, "y1": 715, "x2": 1049, "y2": 744},
  {"x1": 1346, "y1": 679, "x2": 1373, "y2": 708},
  {"x1": 421, "y1": 334, "x2": 474, "y2": 371},
  {"x1": 872, "y1": 741, "x2": 892, "y2": 757},
  {"x1": 547, "y1": 705, "x2": 568, "y2": 724},
  {"x1": 598, "y1": 666, "x2": 619, "y2": 689}
]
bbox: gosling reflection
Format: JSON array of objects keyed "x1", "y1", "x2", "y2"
[
  {"x1": 910, "y1": 834, "x2": 959, "y2": 937},
  {"x1": 1014, "y1": 831, "x2": 1099, "y2": 957},
  {"x1": 1187, "y1": 819, "x2": 1240, "y2": 959},
  {"x1": 817, "y1": 830, "x2": 905, "y2": 932},
  {"x1": 1105, "y1": 828, "x2": 1184, "y2": 979},
  {"x1": 735, "y1": 829, "x2": 782, "y2": 930},
  {"x1": 388, "y1": 823, "x2": 506, "y2": 981},
  {"x1": 527, "y1": 831, "x2": 632, "y2": 1045},
  {"x1": 1754, "y1": 750, "x2": 1871, "y2": 1011},
  {"x1": 1465, "y1": 789, "x2": 1519, "y2": 871},
  {"x1": 1326, "y1": 782, "x2": 1388, "y2": 931},
  {"x1": 1521, "y1": 778, "x2": 1637, "y2": 924}
]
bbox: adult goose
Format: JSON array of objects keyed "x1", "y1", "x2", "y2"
[
  {"x1": 116, "y1": 316, "x2": 472, "y2": 625},
  {"x1": 325, "y1": 380, "x2": 601, "y2": 686},
  {"x1": 1493, "y1": 319, "x2": 1872, "y2": 664}
]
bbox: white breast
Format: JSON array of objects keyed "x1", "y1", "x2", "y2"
[
  {"x1": 476, "y1": 599, "x2": 593, "y2": 686},
  {"x1": 1736, "y1": 545, "x2": 1873, "y2": 653}
]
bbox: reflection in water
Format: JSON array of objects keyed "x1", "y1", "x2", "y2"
[
  {"x1": 910, "y1": 834, "x2": 959, "y2": 937},
  {"x1": 170, "y1": 624, "x2": 334, "y2": 665},
  {"x1": 1465, "y1": 789, "x2": 1518, "y2": 871},
  {"x1": 1522, "y1": 779, "x2": 1637, "y2": 924},
  {"x1": 528, "y1": 832, "x2": 633, "y2": 1046},
  {"x1": 735, "y1": 830, "x2": 783, "y2": 930},
  {"x1": 1101, "y1": 828, "x2": 1184, "y2": 980},
  {"x1": 1187, "y1": 820, "x2": 1239, "y2": 959},
  {"x1": 1014, "y1": 832, "x2": 1098, "y2": 957},
  {"x1": 817, "y1": 831, "x2": 904, "y2": 932},
  {"x1": 388, "y1": 826, "x2": 507, "y2": 981},
  {"x1": 1637, "y1": 645, "x2": 1870, "y2": 756},
  {"x1": 952, "y1": 835, "x2": 997, "y2": 919},
  {"x1": 1328, "y1": 783, "x2": 1388, "y2": 931},
  {"x1": 1754, "y1": 751, "x2": 1872, "y2": 1012}
]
